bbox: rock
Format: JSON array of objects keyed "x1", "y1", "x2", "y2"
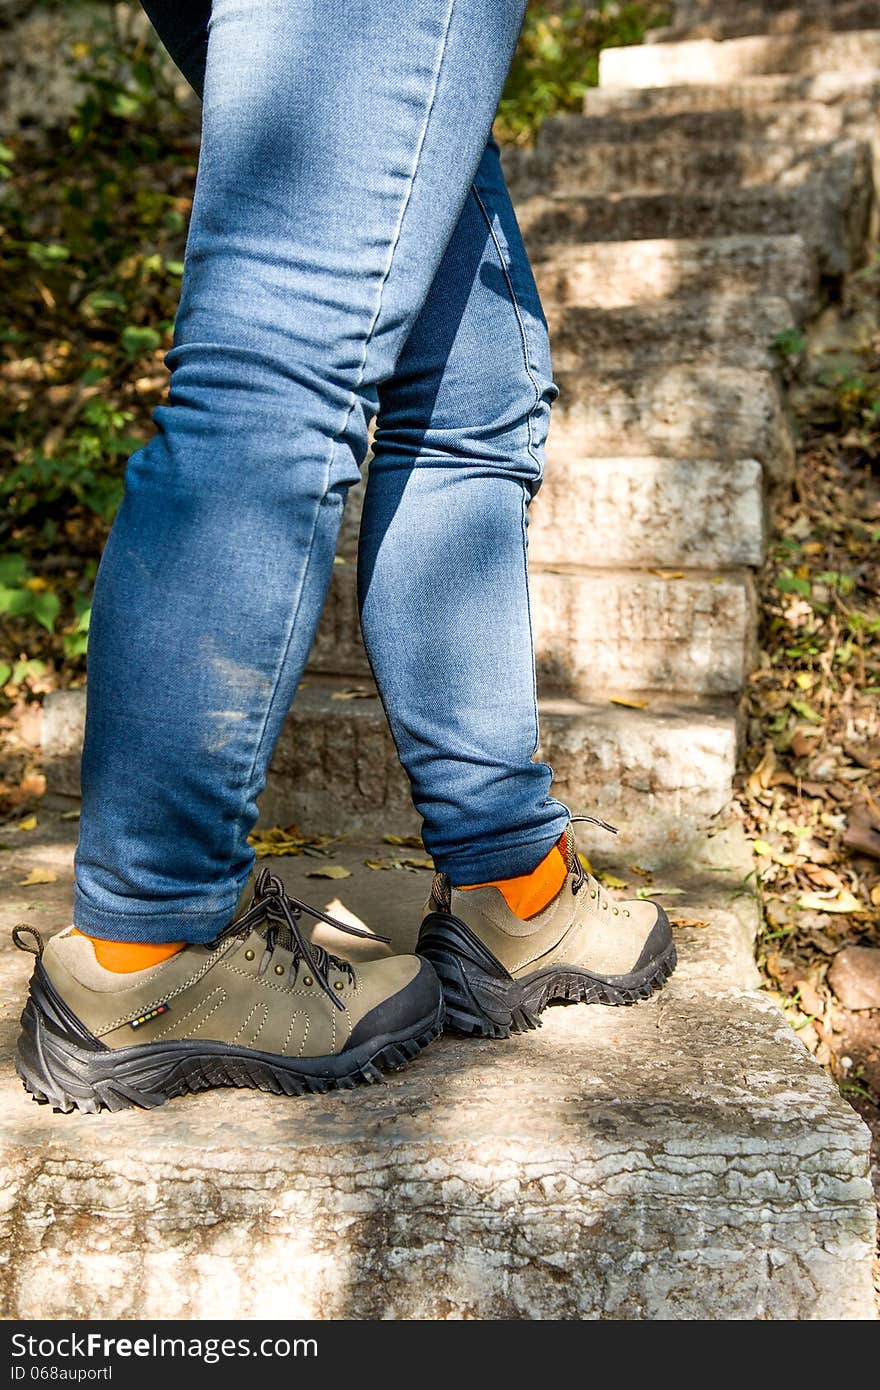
[
  {"x1": 599, "y1": 30, "x2": 880, "y2": 89},
  {"x1": 829, "y1": 947, "x2": 880, "y2": 1011}
]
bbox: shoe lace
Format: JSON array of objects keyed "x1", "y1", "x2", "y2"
[
  {"x1": 217, "y1": 867, "x2": 389, "y2": 1011},
  {"x1": 565, "y1": 814, "x2": 630, "y2": 918}
]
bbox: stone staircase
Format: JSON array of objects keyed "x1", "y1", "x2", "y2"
[
  {"x1": 24, "y1": 1, "x2": 880, "y2": 1318},
  {"x1": 254, "y1": 3, "x2": 880, "y2": 861}
]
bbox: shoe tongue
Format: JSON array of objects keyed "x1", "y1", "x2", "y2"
[{"x1": 560, "y1": 823, "x2": 578, "y2": 874}]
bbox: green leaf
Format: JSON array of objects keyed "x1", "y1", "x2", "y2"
[
  {"x1": 80, "y1": 289, "x2": 127, "y2": 320},
  {"x1": 776, "y1": 574, "x2": 811, "y2": 597},
  {"x1": 26, "y1": 242, "x2": 71, "y2": 269},
  {"x1": 790, "y1": 698, "x2": 823, "y2": 724},
  {"x1": 30, "y1": 591, "x2": 61, "y2": 633},
  {"x1": 121, "y1": 325, "x2": 162, "y2": 358},
  {"x1": 0, "y1": 554, "x2": 28, "y2": 586},
  {"x1": 0, "y1": 664, "x2": 11, "y2": 687}
]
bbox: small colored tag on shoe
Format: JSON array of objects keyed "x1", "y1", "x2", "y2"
[{"x1": 129, "y1": 1002, "x2": 170, "y2": 1031}]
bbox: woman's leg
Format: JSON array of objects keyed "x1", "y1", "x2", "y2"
[
  {"x1": 73, "y1": 0, "x2": 528, "y2": 942},
  {"x1": 359, "y1": 139, "x2": 569, "y2": 885}
]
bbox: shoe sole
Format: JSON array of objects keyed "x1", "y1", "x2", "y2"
[
  {"x1": 15, "y1": 984, "x2": 446, "y2": 1114},
  {"x1": 417, "y1": 913, "x2": 677, "y2": 1039}
]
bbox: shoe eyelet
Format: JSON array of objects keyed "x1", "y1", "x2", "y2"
[
  {"x1": 602, "y1": 901, "x2": 608, "y2": 910},
  {"x1": 302, "y1": 976, "x2": 313, "y2": 987},
  {"x1": 613, "y1": 907, "x2": 619, "y2": 916},
  {"x1": 274, "y1": 963, "x2": 285, "y2": 976},
  {"x1": 244, "y1": 949, "x2": 255, "y2": 961},
  {"x1": 589, "y1": 889, "x2": 597, "y2": 899},
  {"x1": 625, "y1": 910, "x2": 631, "y2": 918},
  {"x1": 333, "y1": 980, "x2": 345, "y2": 992}
]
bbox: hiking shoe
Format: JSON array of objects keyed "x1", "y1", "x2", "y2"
[
  {"x1": 13, "y1": 868, "x2": 444, "y2": 1113},
  {"x1": 417, "y1": 823, "x2": 676, "y2": 1037}
]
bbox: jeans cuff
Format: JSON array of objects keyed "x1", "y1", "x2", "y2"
[
  {"x1": 71, "y1": 880, "x2": 247, "y2": 945},
  {"x1": 436, "y1": 814, "x2": 571, "y2": 886}
]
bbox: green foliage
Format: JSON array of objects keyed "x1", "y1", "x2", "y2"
[
  {"x1": 497, "y1": 1, "x2": 671, "y2": 144},
  {"x1": 1, "y1": 27, "x2": 198, "y2": 694}
]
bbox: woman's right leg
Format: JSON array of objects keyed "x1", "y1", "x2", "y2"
[{"x1": 73, "y1": 0, "x2": 529, "y2": 944}]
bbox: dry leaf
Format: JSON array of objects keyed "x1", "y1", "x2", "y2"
[
  {"x1": 398, "y1": 856, "x2": 434, "y2": 870},
  {"x1": 597, "y1": 871, "x2": 628, "y2": 889},
  {"x1": 306, "y1": 865, "x2": 352, "y2": 879},
  {"x1": 383, "y1": 834, "x2": 424, "y2": 848},
  {"x1": 650, "y1": 570, "x2": 684, "y2": 580},
  {"x1": 609, "y1": 697, "x2": 649, "y2": 710},
  {"x1": 671, "y1": 916, "x2": 709, "y2": 929},
  {"x1": 59, "y1": 809, "x2": 80, "y2": 822},
  {"x1": 16, "y1": 867, "x2": 57, "y2": 886},
  {"x1": 330, "y1": 688, "x2": 376, "y2": 701},
  {"x1": 797, "y1": 889, "x2": 864, "y2": 913},
  {"x1": 16, "y1": 816, "x2": 37, "y2": 831},
  {"x1": 364, "y1": 859, "x2": 391, "y2": 871},
  {"x1": 746, "y1": 744, "x2": 776, "y2": 797}
]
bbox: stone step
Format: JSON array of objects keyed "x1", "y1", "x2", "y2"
[
  {"x1": 548, "y1": 294, "x2": 796, "y2": 372},
  {"x1": 529, "y1": 235, "x2": 818, "y2": 321},
  {"x1": 528, "y1": 455, "x2": 766, "y2": 569},
  {"x1": 0, "y1": 816, "x2": 874, "y2": 1318},
  {"x1": 657, "y1": 1, "x2": 880, "y2": 44},
  {"x1": 674, "y1": 0, "x2": 876, "y2": 18},
  {"x1": 582, "y1": 68, "x2": 880, "y2": 118},
  {"x1": 538, "y1": 103, "x2": 852, "y2": 156},
  {"x1": 41, "y1": 683, "x2": 741, "y2": 861},
  {"x1": 551, "y1": 365, "x2": 792, "y2": 477},
  {"x1": 509, "y1": 135, "x2": 854, "y2": 199},
  {"x1": 511, "y1": 162, "x2": 870, "y2": 277},
  {"x1": 308, "y1": 564, "x2": 754, "y2": 696},
  {"x1": 599, "y1": 29, "x2": 880, "y2": 89}
]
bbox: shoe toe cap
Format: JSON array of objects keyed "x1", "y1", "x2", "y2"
[{"x1": 344, "y1": 955, "x2": 442, "y2": 1051}]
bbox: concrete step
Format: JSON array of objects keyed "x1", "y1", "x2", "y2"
[
  {"x1": 673, "y1": 0, "x2": 878, "y2": 19},
  {"x1": 551, "y1": 365, "x2": 793, "y2": 477},
  {"x1": 509, "y1": 135, "x2": 855, "y2": 198},
  {"x1": 529, "y1": 568, "x2": 753, "y2": 697},
  {"x1": 528, "y1": 455, "x2": 766, "y2": 570},
  {"x1": 657, "y1": 2, "x2": 880, "y2": 44},
  {"x1": 539, "y1": 103, "x2": 853, "y2": 155},
  {"x1": 582, "y1": 68, "x2": 880, "y2": 118},
  {"x1": 0, "y1": 814, "x2": 874, "y2": 1318},
  {"x1": 41, "y1": 683, "x2": 741, "y2": 861},
  {"x1": 599, "y1": 29, "x2": 880, "y2": 89},
  {"x1": 308, "y1": 563, "x2": 754, "y2": 697},
  {"x1": 548, "y1": 294, "x2": 796, "y2": 372},
  {"x1": 512, "y1": 161, "x2": 870, "y2": 277},
  {"x1": 325, "y1": 451, "x2": 767, "y2": 573},
  {"x1": 530, "y1": 235, "x2": 818, "y2": 321}
]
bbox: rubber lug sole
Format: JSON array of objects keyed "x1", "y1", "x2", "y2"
[
  {"x1": 15, "y1": 993, "x2": 446, "y2": 1114},
  {"x1": 417, "y1": 912, "x2": 676, "y2": 1039}
]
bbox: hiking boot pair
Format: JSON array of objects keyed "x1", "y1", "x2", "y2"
[{"x1": 14, "y1": 826, "x2": 675, "y2": 1113}]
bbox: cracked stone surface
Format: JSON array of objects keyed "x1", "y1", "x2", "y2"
[{"x1": 0, "y1": 813, "x2": 874, "y2": 1319}]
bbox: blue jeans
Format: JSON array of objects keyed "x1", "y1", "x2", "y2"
[{"x1": 73, "y1": 0, "x2": 569, "y2": 943}]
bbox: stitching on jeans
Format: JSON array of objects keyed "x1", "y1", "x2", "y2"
[
  {"x1": 471, "y1": 184, "x2": 544, "y2": 470},
  {"x1": 237, "y1": 0, "x2": 459, "y2": 844}
]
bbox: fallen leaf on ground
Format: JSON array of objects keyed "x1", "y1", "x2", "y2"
[
  {"x1": 797, "y1": 889, "x2": 865, "y2": 913},
  {"x1": 16, "y1": 816, "x2": 37, "y2": 831},
  {"x1": 383, "y1": 834, "x2": 424, "y2": 848},
  {"x1": 16, "y1": 867, "x2": 57, "y2": 886},
  {"x1": 577, "y1": 852, "x2": 594, "y2": 875},
  {"x1": 747, "y1": 745, "x2": 776, "y2": 796},
  {"x1": 306, "y1": 865, "x2": 352, "y2": 880},
  {"x1": 650, "y1": 570, "x2": 684, "y2": 580},
  {"x1": 637, "y1": 886, "x2": 684, "y2": 898},
  {"x1": 330, "y1": 688, "x2": 376, "y2": 701},
  {"x1": 59, "y1": 809, "x2": 80, "y2": 821},
  {"x1": 398, "y1": 856, "x2": 433, "y2": 870},
  {"x1": 609, "y1": 697, "x2": 649, "y2": 710},
  {"x1": 671, "y1": 917, "x2": 709, "y2": 929},
  {"x1": 597, "y1": 871, "x2": 628, "y2": 889}
]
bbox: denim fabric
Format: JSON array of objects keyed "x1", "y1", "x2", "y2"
[{"x1": 73, "y1": 0, "x2": 570, "y2": 942}]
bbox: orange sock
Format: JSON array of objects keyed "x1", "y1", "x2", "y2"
[
  {"x1": 459, "y1": 831, "x2": 569, "y2": 919},
  {"x1": 72, "y1": 928, "x2": 185, "y2": 973}
]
